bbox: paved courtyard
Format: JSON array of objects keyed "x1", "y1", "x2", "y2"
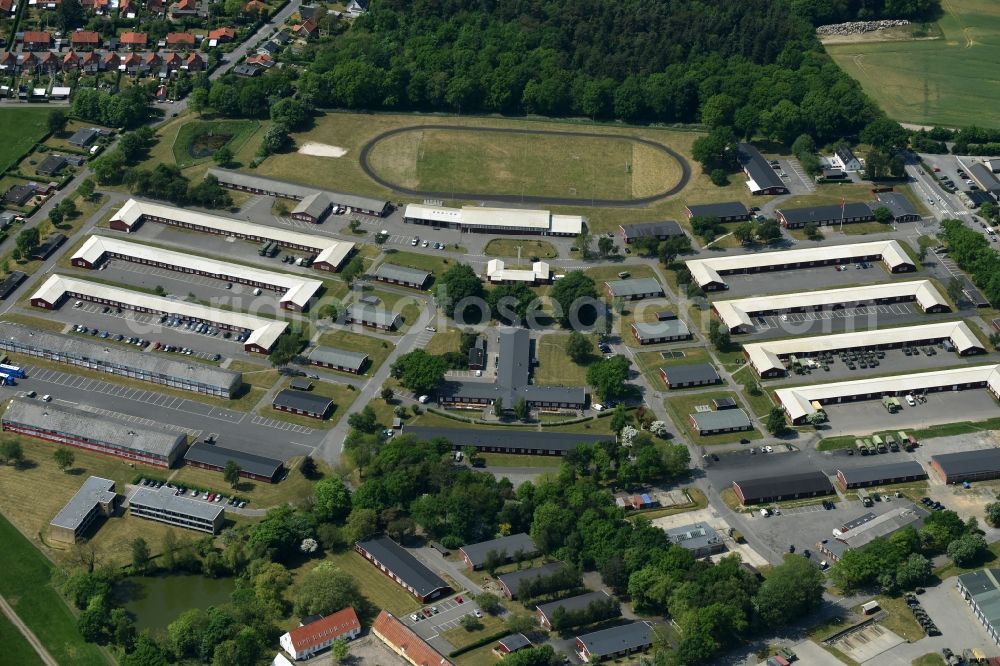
[{"x1": 818, "y1": 390, "x2": 1000, "y2": 436}]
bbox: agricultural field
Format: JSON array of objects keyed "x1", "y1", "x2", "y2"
[
  {"x1": 825, "y1": 0, "x2": 1000, "y2": 128},
  {"x1": 0, "y1": 108, "x2": 54, "y2": 173}
]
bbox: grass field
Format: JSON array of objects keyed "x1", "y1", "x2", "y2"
[
  {"x1": 484, "y1": 239, "x2": 558, "y2": 259},
  {"x1": 168, "y1": 455, "x2": 327, "y2": 508},
  {"x1": 323, "y1": 550, "x2": 421, "y2": 616},
  {"x1": 0, "y1": 513, "x2": 110, "y2": 666},
  {"x1": 912, "y1": 654, "x2": 946, "y2": 666},
  {"x1": 664, "y1": 391, "x2": 762, "y2": 445},
  {"x1": 366, "y1": 126, "x2": 681, "y2": 201},
  {"x1": 317, "y1": 328, "x2": 393, "y2": 376},
  {"x1": 825, "y1": 0, "x2": 1000, "y2": 128},
  {"x1": 533, "y1": 333, "x2": 593, "y2": 386},
  {"x1": 0, "y1": 612, "x2": 46, "y2": 666},
  {"x1": 425, "y1": 329, "x2": 462, "y2": 355},
  {"x1": 0, "y1": 109, "x2": 54, "y2": 173},
  {"x1": 170, "y1": 119, "x2": 261, "y2": 168},
  {"x1": 442, "y1": 613, "x2": 506, "y2": 650},
  {"x1": 634, "y1": 346, "x2": 713, "y2": 389},
  {"x1": 381, "y1": 249, "x2": 456, "y2": 283}
]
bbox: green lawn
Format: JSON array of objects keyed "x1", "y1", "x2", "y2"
[
  {"x1": 911, "y1": 654, "x2": 946, "y2": 666},
  {"x1": 0, "y1": 108, "x2": 54, "y2": 173},
  {"x1": 325, "y1": 550, "x2": 421, "y2": 616},
  {"x1": 584, "y1": 263, "x2": 657, "y2": 290},
  {"x1": 170, "y1": 119, "x2": 261, "y2": 169},
  {"x1": 0, "y1": 514, "x2": 109, "y2": 666},
  {"x1": 441, "y1": 613, "x2": 507, "y2": 651},
  {"x1": 0, "y1": 612, "x2": 46, "y2": 666},
  {"x1": 425, "y1": 329, "x2": 462, "y2": 355},
  {"x1": 533, "y1": 333, "x2": 593, "y2": 386},
  {"x1": 484, "y1": 239, "x2": 558, "y2": 259},
  {"x1": 825, "y1": 0, "x2": 1000, "y2": 128},
  {"x1": 380, "y1": 250, "x2": 456, "y2": 282},
  {"x1": 363, "y1": 288, "x2": 424, "y2": 334},
  {"x1": 634, "y1": 346, "x2": 713, "y2": 390},
  {"x1": 316, "y1": 328, "x2": 393, "y2": 376},
  {"x1": 258, "y1": 378, "x2": 359, "y2": 428},
  {"x1": 664, "y1": 391, "x2": 762, "y2": 445}
]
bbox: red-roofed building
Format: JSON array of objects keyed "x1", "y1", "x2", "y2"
[
  {"x1": 169, "y1": 0, "x2": 197, "y2": 17},
  {"x1": 165, "y1": 32, "x2": 195, "y2": 49},
  {"x1": 372, "y1": 611, "x2": 452, "y2": 666},
  {"x1": 163, "y1": 51, "x2": 182, "y2": 70},
  {"x1": 20, "y1": 52, "x2": 37, "y2": 70},
  {"x1": 148, "y1": 0, "x2": 165, "y2": 14},
  {"x1": 118, "y1": 0, "x2": 135, "y2": 16},
  {"x1": 245, "y1": 53, "x2": 273, "y2": 68},
  {"x1": 292, "y1": 19, "x2": 317, "y2": 38},
  {"x1": 71, "y1": 30, "x2": 101, "y2": 48},
  {"x1": 98, "y1": 51, "x2": 117, "y2": 71},
  {"x1": 38, "y1": 51, "x2": 60, "y2": 73},
  {"x1": 185, "y1": 52, "x2": 204, "y2": 71},
  {"x1": 63, "y1": 51, "x2": 80, "y2": 69},
  {"x1": 82, "y1": 0, "x2": 109, "y2": 13},
  {"x1": 0, "y1": 51, "x2": 15, "y2": 71},
  {"x1": 0, "y1": 0, "x2": 15, "y2": 15},
  {"x1": 120, "y1": 32, "x2": 147, "y2": 49},
  {"x1": 279, "y1": 608, "x2": 361, "y2": 661},
  {"x1": 22, "y1": 31, "x2": 51, "y2": 51},
  {"x1": 123, "y1": 51, "x2": 142, "y2": 74},
  {"x1": 144, "y1": 52, "x2": 161, "y2": 69},
  {"x1": 208, "y1": 26, "x2": 236, "y2": 42}
]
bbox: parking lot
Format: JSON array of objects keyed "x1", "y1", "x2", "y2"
[
  {"x1": 819, "y1": 389, "x2": 1000, "y2": 436},
  {"x1": 767, "y1": 156, "x2": 815, "y2": 195},
  {"x1": 719, "y1": 263, "x2": 900, "y2": 299},
  {"x1": 403, "y1": 593, "x2": 484, "y2": 649},
  {"x1": 748, "y1": 303, "x2": 928, "y2": 338}
]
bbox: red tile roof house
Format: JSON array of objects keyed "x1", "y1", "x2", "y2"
[
  {"x1": 279, "y1": 608, "x2": 361, "y2": 661},
  {"x1": 37, "y1": 50, "x2": 60, "y2": 73},
  {"x1": 70, "y1": 30, "x2": 101, "y2": 49},
  {"x1": 185, "y1": 52, "x2": 204, "y2": 71},
  {"x1": 144, "y1": 52, "x2": 162, "y2": 71},
  {"x1": 22, "y1": 31, "x2": 52, "y2": 51},
  {"x1": 63, "y1": 51, "x2": 80, "y2": 69},
  {"x1": 245, "y1": 53, "x2": 273, "y2": 68},
  {"x1": 99, "y1": 51, "x2": 118, "y2": 71},
  {"x1": 0, "y1": 0, "x2": 15, "y2": 15},
  {"x1": 0, "y1": 51, "x2": 16, "y2": 72},
  {"x1": 292, "y1": 19, "x2": 317, "y2": 38},
  {"x1": 208, "y1": 26, "x2": 236, "y2": 43},
  {"x1": 118, "y1": 0, "x2": 136, "y2": 17},
  {"x1": 163, "y1": 51, "x2": 182, "y2": 71},
  {"x1": 123, "y1": 51, "x2": 143, "y2": 74},
  {"x1": 120, "y1": 31, "x2": 148, "y2": 49},
  {"x1": 371, "y1": 610, "x2": 453, "y2": 666},
  {"x1": 165, "y1": 32, "x2": 196, "y2": 49},
  {"x1": 169, "y1": 0, "x2": 198, "y2": 17}
]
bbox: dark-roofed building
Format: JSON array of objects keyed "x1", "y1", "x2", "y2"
[
  {"x1": 307, "y1": 346, "x2": 368, "y2": 374},
  {"x1": 575, "y1": 621, "x2": 654, "y2": 663},
  {"x1": 537, "y1": 591, "x2": 617, "y2": 629},
  {"x1": 468, "y1": 337, "x2": 486, "y2": 370},
  {"x1": 290, "y1": 378, "x2": 313, "y2": 391},
  {"x1": 631, "y1": 320, "x2": 692, "y2": 345},
  {"x1": 665, "y1": 522, "x2": 725, "y2": 558},
  {"x1": 618, "y1": 220, "x2": 684, "y2": 243},
  {"x1": 497, "y1": 562, "x2": 567, "y2": 599},
  {"x1": 732, "y1": 470, "x2": 835, "y2": 505},
  {"x1": 660, "y1": 363, "x2": 720, "y2": 389},
  {"x1": 459, "y1": 533, "x2": 538, "y2": 570},
  {"x1": 819, "y1": 506, "x2": 928, "y2": 562},
  {"x1": 656, "y1": 310, "x2": 676, "y2": 321},
  {"x1": 346, "y1": 304, "x2": 400, "y2": 331},
  {"x1": 403, "y1": 426, "x2": 612, "y2": 457},
  {"x1": 931, "y1": 448, "x2": 1000, "y2": 484},
  {"x1": 184, "y1": 442, "x2": 284, "y2": 483},
  {"x1": 875, "y1": 191, "x2": 921, "y2": 222},
  {"x1": 836, "y1": 461, "x2": 928, "y2": 489},
  {"x1": 956, "y1": 568, "x2": 1000, "y2": 646},
  {"x1": 967, "y1": 190, "x2": 995, "y2": 208},
  {"x1": 0, "y1": 271, "x2": 26, "y2": 300},
  {"x1": 272, "y1": 389, "x2": 334, "y2": 419},
  {"x1": 713, "y1": 397, "x2": 737, "y2": 410},
  {"x1": 684, "y1": 201, "x2": 751, "y2": 223},
  {"x1": 30, "y1": 233, "x2": 66, "y2": 260},
  {"x1": 969, "y1": 162, "x2": 1000, "y2": 198},
  {"x1": 4, "y1": 183, "x2": 37, "y2": 206},
  {"x1": 437, "y1": 328, "x2": 587, "y2": 413},
  {"x1": 355, "y1": 536, "x2": 451, "y2": 602},
  {"x1": 208, "y1": 168, "x2": 391, "y2": 217},
  {"x1": 36, "y1": 154, "x2": 68, "y2": 177},
  {"x1": 374, "y1": 263, "x2": 431, "y2": 290},
  {"x1": 961, "y1": 277, "x2": 991, "y2": 308},
  {"x1": 497, "y1": 634, "x2": 532, "y2": 655},
  {"x1": 604, "y1": 277, "x2": 663, "y2": 301},
  {"x1": 68, "y1": 127, "x2": 102, "y2": 147},
  {"x1": 2, "y1": 397, "x2": 186, "y2": 467},
  {"x1": 49, "y1": 476, "x2": 119, "y2": 544},
  {"x1": 291, "y1": 192, "x2": 332, "y2": 224},
  {"x1": 737, "y1": 143, "x2": 788, "y2": 195},
  {"x1": 821, "y1": 168, "x2": 847, "y2": 180},
  {"x1": 776, "y1": 203, "x2": 875, "y2": 228},
  {"x1": 689, "y1": 409, "x2": 752, "y2": 436}
]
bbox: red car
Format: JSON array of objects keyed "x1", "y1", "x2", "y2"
[
  {"x1": 455, "y1": 596, "x2": 463, "y2": 604},
  {"x1": 423, "y1": 608, "x2": 432, "y2": 618},
  {"x1": 933, "y1": 166, "x2": 941, "y2": 172},
  {"x1": 207, "y1": 493, "x2": 216, "y2": 501}
]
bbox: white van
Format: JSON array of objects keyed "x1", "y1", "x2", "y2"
[
  {"x1": 417, "y1": 395, "x2": 429, "y2": 404},
  {"x1": 592, "y1": 403, "x2": 605, "y2": 412},
  {"x1": 253, "y1": 288, "x2": 262, "y2": 296},
  {"x1": 759, "y1": 508, "x2": 770, "y2": 517}
]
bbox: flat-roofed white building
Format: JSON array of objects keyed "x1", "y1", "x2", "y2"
[
  {"x1": 744, "y1": 321, "x2": 985, "y2": 378},
  {"x1": 129, "y1": 484, "x2": 225, "y2": 534},
  {"x1": 485, "y1": 259, "x2": 552, "y2": 284},
  {"x1": 775, "y1": 364, "x2": 1000, "y2": 424},
  {"x1": 109, "y1": 199, "x2": 355, "y2": 272},
  {"x1": 49, "y1": 476, "x2": 120, "y2": 544},
  {"x1": 713, "y1": 280, "x2": 950, "y2": 333},
  {"x1": 30, "y1": 274, "x2": 288, "y2": 353},
  {"x1": 687, "y1": 240, "x2": 915, "y2": 291},
  {"x1": 71, "y1": 235, "x2": 323, "y2": 311},
  {"x1": 403, "y1": 203, "x2": 582, "y2": 236}
]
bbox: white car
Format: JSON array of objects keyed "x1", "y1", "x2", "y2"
[
  {"x1": 592, "y1": 403, "x2": 605, "y2": 412},
  {"x1": 780, "y1": 314, "x2": 788, "y2": 321},
  {"x1": 905, "y1": 394, "x2": 916, "y2": 406},
  {"x1": 417, "y1": 395, "x2": 430, "y2": 404},
  {"x1": 41, "y1": 394, "x2": 51, "y2": 402},
  {"x1": 474, "y1": 609, "x2": 483, "y2": 618}
]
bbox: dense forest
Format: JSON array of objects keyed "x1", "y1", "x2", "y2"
[{"x1": 791, "y1": 0, "x2": 940, "y2": 24}]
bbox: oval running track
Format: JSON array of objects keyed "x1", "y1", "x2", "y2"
[{"x1": 358, "y1": 124, "x2": 692, "y2": 208}]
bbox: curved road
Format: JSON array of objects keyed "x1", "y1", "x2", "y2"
[{"x1": 359, "y1": 124, "x2": 692, "y2": 207}]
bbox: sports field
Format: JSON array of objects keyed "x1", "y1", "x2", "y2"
[
  {"x1": 826, "y1": 0, "x2": 1000, "y2": 128},
  {"x1": 0, "y1": 109, "x2": 54, "y2": 173},
  {"x1": 366, "y1": 126, "x2": 681, "y2": 200}
]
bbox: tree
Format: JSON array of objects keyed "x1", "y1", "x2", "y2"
[
  {"x1": 268, "y1": 329, "x2": 307, "y2": 367},
  {"x1": 710, "y1": 168, "x2": 729, "y2": 186},
  {"x1": 501, "y1": 645, "x2": 559, "y2": 666},
  {"x1": 691, "y1": 126, "x2": 736, "y2": 169},
  {"x1": 390, "y1": 350, "x2": 448, "y2": 395},
  {"x1": 610, "y1": 403, "x2": 630, "y2": 433},
  {"x1": 947, "y1": 276, "x2": 964, "y2": 305},
  {"x1": 0, "y1": 440, "x2": 24, "y2": 466},
  {"x1": 109, "y1": 607, "x2": 136, "y2": 650},
  {"x1": 15, "y1": 227, "x2": 40, "y2": 257},
  {"x1": 131, "y1": 537, "x2": 151, "y2": 573},
  {"x1": 658, "y1": 234, "x2": 692, "y2": 266},
  {"x1": 947, "y1": 532, "x2": 987, "y2": 567},
  {"x1": 380, "y1": 387, "x2": 395, "y2": 403},
  {"x1": 575, "y1": 229, "x2": 592, "y2": 259},
  {"x1": 313, "y1": 478, "x2": 351, "y2": 522},
  {"x1": 895, "y1": 552, "x2": 931, "y2": 589},
  {"x1": 78, "y1": 177, "x2": 96, "y2": 201},
  {"x1": 756, "y1": 219, "x2": 782, "y2": 243},
  {"x1": 300, "y1": 455, "x2": 318, "y2": 479},
  {"x1": 986, "y1": 502, "x2": 1000, "y2": 528},
  {"x1": 475, "y1": 592, "x2": 502, "y2": 615},
  {"x1": 348, "y1": 218, "x2": 362, "y2": 233},
  {"x1": 258, "y1": 123, "x2": 290, "y2": 156},
  {"x1": 347, "y1": 405, "x2": 380, "y2": 433},
  {"x1": 340, "y1": 256, "x2": 364, "y2": 284},
  {"x1": 291, "y1": 561, "x2": 371, "y2": 617},
  {"x1": 48, "y1": 109, "x2": 69, "y2": 134},
  {"x1": 549, "y1": 271, "x2": 598, "y2": 328},
  {"x1": 513, "y1": 397, "x2": 529, "y2": 421},
  {"x1": 586, "y1": 356, "x2": 630, "y2": 401},
  {"x1": 121, "y1": 632, "x2": 168, "y2": 666},
  {"x1": 755, "y1": 554, "x2": 824, "y2": 627},
  {"x1": 596, "y1": 236, "x2": 617, "y2": 258},
  {"x1": 55, "y1": 0, "x2": 84, "y2": 31},
  {"x1": 54, "y1": 447, "x2": 75, "y2": 472},
  {"x1": 872, "y1": 206, "x2": 893, "y2": 225},
  {"x1": 213, "y1": 146, "x2": 233, "y2": 166},
  {"x1": 49, "y1": 207, "x2": 65, "y2": 227},
  {"x1": 766, "y1": 407, "x2": 788, "y2": 436},
  {"x1": 708, "y1": 319, "x2": 732, "y2": 352},
  {"x1": 331, "y1": 638, "x2": 349, "y2": 663},
  {"x1": 270, "y1": 98, "x2": 311, "y2": 131},
  {"x1": 566, "y1": 331, "x2": 593, "y2": 363},
  {"x1": 733, "y1": 221, "x2": 755, "y2": 245},
  {"x1": 493, "y1": 397, "x2": 504, "y2": 417},
  {"x1": 460, "y1": 614, "x2": 483, "y2": 631},
  {"x1": 803, "y1": 222, "x2": 820, "y2": 240},
  {"x1": 223, "y1": 460, "x2": 241, "y2": 488},
  {"x1": 860, "y1": 118, "x2": 909, "y2": 152},
  {"x1": 435, "y1": 263, "x2": 485, "y2": 320}
]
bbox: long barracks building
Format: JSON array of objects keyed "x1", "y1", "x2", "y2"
[{"x1": 207, "y1": 168, "x2": 391, "y2": 217}]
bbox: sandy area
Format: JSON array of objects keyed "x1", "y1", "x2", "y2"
[{"x1": 298, "y1": 141, "x2": 348, "y2": 157}]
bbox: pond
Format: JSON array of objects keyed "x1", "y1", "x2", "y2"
[
  {"x1": 188, "y1": 131, "x2": 234, "y2": 158},
  {"x1": 119, "y1": 574, "x2": 236, "y2": 632}
]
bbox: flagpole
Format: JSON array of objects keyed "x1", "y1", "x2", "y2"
[{"x1": 840, "y1": 198, "x2": 845, "y2": 233}]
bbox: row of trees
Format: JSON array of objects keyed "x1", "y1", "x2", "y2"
[
  {"x1": 939, "y1": 218, "x2": 1000, "y2": 307},
  {"x1": 71, "y1": 88, "x2": 151, "y2": 130}
]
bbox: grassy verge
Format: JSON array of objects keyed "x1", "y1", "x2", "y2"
[
  {"x1": 584, "y1": 263, "x2": 657, "y2": 291},
  {"x1": 168, "y1": 455, "x2": 329, "y2": 509},
  {"x1": 425, "y1": 329, "x2": 461, "y2": 355},
  {"x1": 0, "y1": 312, "x2": 69, "y2": 333},
  {"x1": 0, "y1": 612, "x2": 46, "y2": 666},
  {"x1": 911, "y1": 654, "x2": 946, "y2": 666},
  {"x1": 441, "y1": 614, "x2": 507, "y2": 651},
  {"x1": 316, "y1": 328, "x2": 393, "y2": 376},
  {"x1": 484, "y1": 239, "x2": 558, "y2": 259},
  {"x1": 323, "y1": 549, "x2": 421, "y2": 616},
  {"x1": 0, "y1": 513, "x2": 109, "y2": 665},
  {"x1": 858, "y1": 596, "x2": 924, "y2": 642},
  {"x1": 731, "y1": 366, "x2": 775, "y2": 418},
  {"x1": 534, "y1": 333, "x2": 592, "y2": 386},
  {"x1": 664, "y1": 391, "x2": 762, "y2": 445}
]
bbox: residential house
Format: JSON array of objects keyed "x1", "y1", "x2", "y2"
[
  {"x1": 38, "y1": 51, "x2": 61, "y2": 74},
  {"x1": 0, "y1": 0, "x2": 14, "y2": 15},
  {"x1": 118, "y1": 0, "x2": 136, "y2": 17},
  {"x1": 292, "y1": 19, "x2": 318, "y2": 38},
  {"x1": 23, "y1": 31, "x2": 52, "y2": 51},
  {"x1": 355, "y1": 536, "x2": 452, "y2": 602},
  {"x1": 245, "y1": 53, "x2": 273, "y2": 69},
  {"x1": 279, "y1": 608, "x2": 361, "y2": 661},
  {"x1": 832, "y1": 146, "x2": 862, "y2": 172},
  {"x1": 346, "y1": 0, "x2": 368, "y2": 16},
  {"x1": 165, "y1": 32, "x2": 196, "y2": 50},
  {"x1": 68, "y1": 127, "x2": 102, "y2": 147},
  {"x1": 163, "y1": 51, "x2": 182, "y2": 72},
  {"x1": 63, "y1": 51, "x2": 80, "y2": 69},
  {"x1": 36, "y1": 155, "x2": 69, "y2": 177},
  {"x1": 497, "y1": 634, "x2": 532, "y2": 656},
  {"x1": 120, "y1": 32, "x2": 148, "y2": 49},
  {"x1": 208, "y1": 26, "x2": 236, "y2": 43},
  {"x1": 576, "y1": 622, "x2": 655, "y2": 663},
  {"x1": 185, "y1": 52, "x2": 204, "y2": 71},
  {"x1": 169, "y1": 0, "x2": 198, "y2": 18},
  {"x1": 0, "y1": 52, "x2": 16, "y2": 72},
  {"x1": 71, "y1": 30, "x2": 101, "y2": 49},
  {"x1": 123, "y1": 52, "x2": 143, "y2": 75},
  {"x1": 234, "y1": 64, "x2": 259, "y2": 77},
  {"x1": 459, "y1": 533, "x2": 538, "y2": 570},
  {"x1": 98, "y1": 51, "x2": 117, "y2": 72},
  {"x1": 243, "y1": 0, "x2": 266, "y2": 12},
  {"x1": 144, "y1": 52, "x2": 162, "y2": 72}
]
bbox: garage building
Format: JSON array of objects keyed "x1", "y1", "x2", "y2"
[
  {"x1": 931, "y1": 448, "x2": 1000, "y2": 484},
  {"x1": 836, "y1": 461, "x2": 928, "y2": 489},
  {"x1": 404, "y1": 203, "x2": 583, "y2": 236},
  {"x1": 307, "y1": 346, "x2": 368, "y2": 374},
  {"x1": 71, "y1": 235, "x2": 323, "y2": 311},
  {"x1": 686, "y1": 240, "x2": 915, "y2": 291},
  {"x1": 184, "y1": 442, "x2": 285, "y2": 483},
  {"x1": 109, "y1": 199, "x2": 356, "y2": 272},
  {"x1": 660, "y1": 363, "x2": 720, "y2": 389},
  {"x1": 604, "y1": 278, "x2": 663, "y2": 301},
  {"x1": 30, "y1": 274, "x2": 288, "y2": 354},
  {"x1": 689, "y1": 409, "x2": 752, "y2": 436},
  {"x1": 713, "y1": 280, "x2": 950, "y2": 333},
  {"x1": 355, "y1": 536, "x2": 451, "y2": 602},
  {"x1": 373, "y1": 263, "x2": 431, "y2": 290},
  {"x1": 732, "y1": 471, "x2": 835, "y2": 505},
  {"x1": 631, "y1": 320, "x2": 692, "y2": 345},
  {"x1": 272, "y1": 389, "x2": 334, "y2": 419},
  {"x1": 2, "y1": 397, "x2": 186, "y2": 467},
  {"x1": 290, "y1": 192, "x2": 333, "y2": 224},
  {"x1": 208, "y1": 168, "x2": 390, "y2": 217},
  {"x1": 684, "y1": 202, "x2": 750, "y2": 223},
  {"x1": 0, "y1": 322, "x2": 243, "y2": 397},
  {"x1": 956, "y1": 568, "x2": 1000, "y2": 646}
]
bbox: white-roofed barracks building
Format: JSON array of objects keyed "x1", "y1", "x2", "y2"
[{"x1": 403, "y1": 203, "x2": 583, "y2": 236}]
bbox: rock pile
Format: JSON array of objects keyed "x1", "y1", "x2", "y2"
[{"x1": 816, "y1": 19, "x2": 910, "y2": 36}]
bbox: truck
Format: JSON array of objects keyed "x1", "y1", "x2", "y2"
[
  {"x1": 898, "y1": 431, "x2": 915, "y2": 451},
  {"x1": 0, "y1": 363, "x2": 25, "y2": 378},
  {"x1": 0, "y1": 372, "x2": 16, "y2": 386},
  {"x1": 885, "y1": 434, "x2": 899, "y2": 452},
  {"x1": 863, "y1": 438, "x2": 874, "y2": 454},
  {"x1": 258, "y1": 241, "x2": 272, "y2": 256},
  {"x1": 855, "y1": 439, "x2": 868, "y2": 455},
  {"x1": 872, "y1": 435, "x2": 887, "y2": 454},
  {"x1": 882, "y1": 395, "x2": 899, "y2": 413},
  {"x1": 859, "y1": 489, "x2": 873, "y2": 507}
]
